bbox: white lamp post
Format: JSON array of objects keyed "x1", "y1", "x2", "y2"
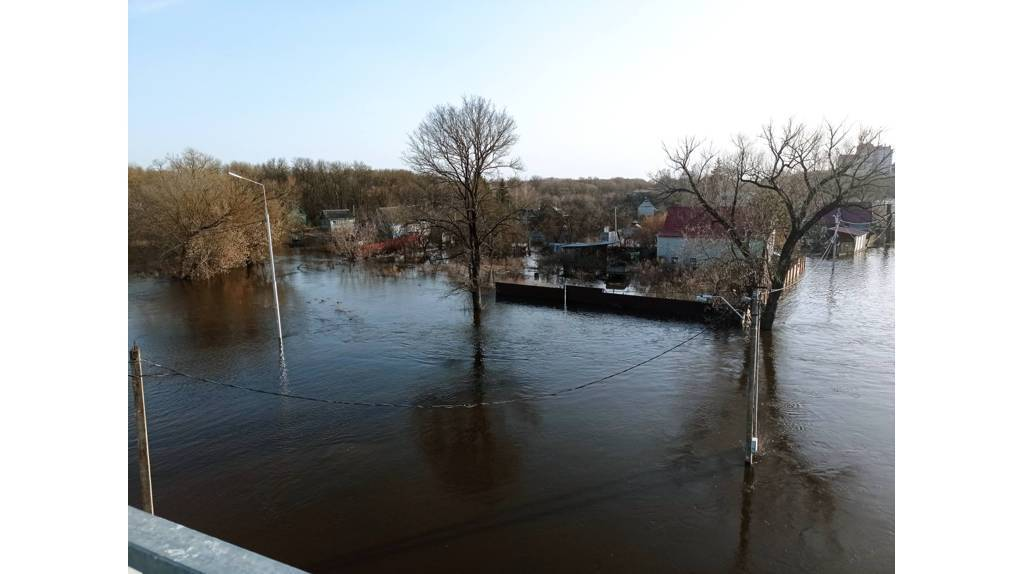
[{"x1": 228, "y1": 171, "x2": 283, "y2": 343}]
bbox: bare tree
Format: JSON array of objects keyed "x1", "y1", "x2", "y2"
[
  {"x1": 404, "y1": 96, "x2": 522, "y2": 325},
  {"x1": 654, "y1": 121, "x2": 894, "y2": 329}
]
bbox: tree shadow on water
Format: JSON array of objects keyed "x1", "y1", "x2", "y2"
[
  {"x1": 660, "y1": 330, "x2": 847, "y2": 571},
  {"x1": 729, "y1": 332, "x2": 848, "y2": 572},
  {"x1": 412, "y1": 327, "x2": 537, "y2": 499}
]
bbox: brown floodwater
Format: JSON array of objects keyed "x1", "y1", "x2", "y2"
[{"x1": 128, "y1": 249, "x2": 894, "y2": 573}]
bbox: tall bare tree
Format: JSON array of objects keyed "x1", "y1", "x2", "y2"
[
  {"x1": 654, "y1": 121, "x2": 894, "y2": 329},
  {"x1": 404, "y1": 95, "x2": 522, "y2": 325}
]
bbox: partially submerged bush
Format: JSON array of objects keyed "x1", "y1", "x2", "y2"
[
  {"x1": 128, "y1": 149, "x2": 294, "y2": 279},
  {"x1": 631, "y1": 258, "x2": 752, "y2": 302}
]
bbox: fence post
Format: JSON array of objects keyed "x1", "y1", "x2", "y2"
[{"x1": 130, "y1": 344, "x2": 155, "y2": 514}]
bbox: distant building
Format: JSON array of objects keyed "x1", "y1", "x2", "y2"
[
  {"x1": 656, "y1": 206, "x2": 763, "y2": 265},
  {"x1": 376, "y1": 206, "x2": 428, "y2": 238},
  {"x1": 598, "y1": 227, "x2": 620, "y2": 245},
  {"x1": 637, "y1": 198, "x2": 657, "y2": 218},
  {"x1": 840, "y1": 143, "x2": 894, "y2": 177},
  {"x1": 320, "y1": 209, "x2": 355, "y2": 233}
]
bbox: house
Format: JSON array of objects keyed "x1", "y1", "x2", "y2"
[
  {"x1": 656, "y1": 206, "x2": 763, "y2": 265},
  {"x1": 814, "y1": 205, "x2": 874, "y2": 254},
  {"x1": 320, "y1": 209, "x2": 355, "y2": 233},
  {"x1": 375, "y1": 206, "x2": 428, "y2": 238},
  {"x1": 637, "y1": 198, "x2": 657, "y2": 219},
  {"x1": 827, "y1": 225, "x2": 869, "y2": 255}
]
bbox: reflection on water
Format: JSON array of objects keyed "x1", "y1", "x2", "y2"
[
  {"x1": 129, "y1": 249, "x2": 894, "y2": 573},
  {"x1": 414, "y1": 331, "x2": 531, "y2": 498}
]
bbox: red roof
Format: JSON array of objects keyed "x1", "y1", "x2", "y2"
[{"x1": 658, "y1": 206, "x2": 749, "y2": 239}]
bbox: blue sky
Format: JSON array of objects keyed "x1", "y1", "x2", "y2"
[{"x1": 129, "y1": 0, "x2": 896, "y2": 178}]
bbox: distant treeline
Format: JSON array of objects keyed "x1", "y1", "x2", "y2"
[{"x1": 128, "y1": 148, "x2": 659, "y2": 279}]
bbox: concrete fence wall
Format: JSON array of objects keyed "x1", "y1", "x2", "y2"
[{"x1": 495, "y1": 281, "x2": 729, "y2": 323}]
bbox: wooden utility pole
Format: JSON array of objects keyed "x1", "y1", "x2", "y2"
[
  {"x1": 745, "y1": 290, "x2": 762, "y2": 465},
  {"x1": 130, "y1": 344, "x2": 155, "y2": 514}
]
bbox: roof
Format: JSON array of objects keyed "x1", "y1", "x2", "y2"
[
  {"x1": 553, "y1": 241, "x2": 615, "y2": 249},
  {"x1": 829, "y1": 225, "x2": 869, "y2": 237},
  {"x1": 321, "y1": 209, "x2": 353, "y2": 220},
  {"x1": 820, "y1": 206, "x2": 872, "y2": 225},
  {"x1": 638, "y1": 199, "x2": 655, "y2": 207},
  {"x1": 657, "y1": 206, "x2": 751, "y2": 239}
]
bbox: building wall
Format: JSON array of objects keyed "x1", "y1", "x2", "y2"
[
  {"x1": 657, "y1": 236, "x2": 765, "y2": 265},
  {"x1": 835, "y1": 234, "x2": 868, "y2": 255},
  {"x1": 328, "y1": 219, "x2": 355, "y2": 233},
  {"x1": 638, "y1": 203, "x2": 656, "y2": 218},
  {"x1": 657, "y1": 236, "x2": 733, "y2": 264}
]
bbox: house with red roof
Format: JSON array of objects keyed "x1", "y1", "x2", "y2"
[{"x1": 656, "y1": 206, "x2": 764, "y2": 265}]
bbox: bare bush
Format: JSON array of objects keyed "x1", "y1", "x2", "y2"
[{"x1": 128, "y1": 149, "x2": 294, "y2": 279}]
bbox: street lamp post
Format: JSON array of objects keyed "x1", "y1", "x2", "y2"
[{"x1": 228, "y1": 171, "x2": 283, "y2": 343}]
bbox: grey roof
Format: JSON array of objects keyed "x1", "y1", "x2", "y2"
[
  {"x1": 321, "y1": 209, "x2": 353, "y2": 220},
  {"x1": 830, "y1": 225, "x2": 869, "y2": 237},
  {"x1": 554, "y1": 241, "x2": 616, "y2": 249}
]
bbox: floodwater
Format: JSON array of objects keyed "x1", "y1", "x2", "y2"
[{"x1": 128, "y1": 249, "x2": 895, "y2": 573}]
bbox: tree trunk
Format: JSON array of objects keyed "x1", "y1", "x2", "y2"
[
  {"x1": 468, "y1": 215, "x2": 483, "y2": 326},
  {"x1": 470, "y1": 285, "x2": 483, "y2": 325},
  {"x1": 760, "y1": 280, "x2": 783, "y2": 330},
  {"x1": 469, "y1": 248, "x2": 482, "y2": 325},
  {"x1": 760, "y1": 247, "x2": 795, "y2": 331}
]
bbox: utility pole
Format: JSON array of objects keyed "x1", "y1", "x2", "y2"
[
  {"x1": 228, "y1": 172, "x2": 283, "y2": 344},
  {"x1": 831, "y1": 209, "x2": 842, "y2": 259},
  {"x1": 129, "y1": 344, "x2": 155, "y2": 514},
  {"x1": 745, "y1": 290, "x2": 762, "y2": 465}
]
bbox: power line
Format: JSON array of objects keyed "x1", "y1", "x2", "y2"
[{"x1": 139, "y1": 326, "x2": 708, "y2": 409}]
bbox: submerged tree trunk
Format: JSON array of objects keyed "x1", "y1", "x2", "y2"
[
  {"x1": 469, "y1": 254, "x2": 483, "y2": 326},
  {"x1": 468, "y1": 207, "x2": 483, "y2": 325},
  {"x1": 760, "y1": 245, "x2": 795, "y2": 330},
  {"x1": 761, "y1": 281, "x2": 784, "y2": 330}
]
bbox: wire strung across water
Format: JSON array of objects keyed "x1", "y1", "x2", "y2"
[{"x1": 137, "y1": 326, "x2": 709, "y2": 409}]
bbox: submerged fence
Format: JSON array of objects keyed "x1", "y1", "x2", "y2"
[{"x1": 494, "y1": 281, "x2": 738, "y2": 324}]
